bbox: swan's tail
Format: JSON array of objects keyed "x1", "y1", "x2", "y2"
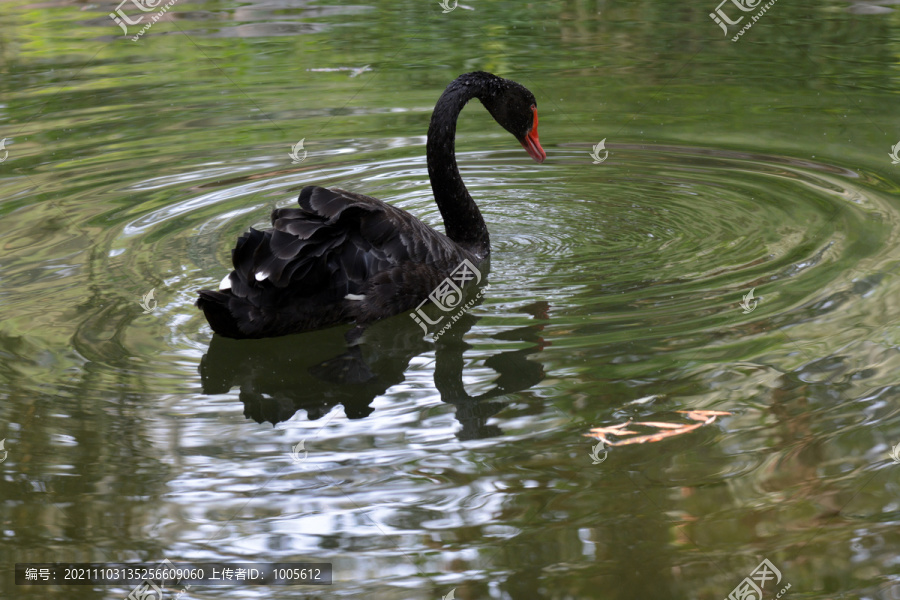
[{"x1": 196, "y1": 289, "x2": 247, "y2": 338}]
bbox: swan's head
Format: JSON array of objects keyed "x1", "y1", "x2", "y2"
[{"x1": 481, "y1": 79, "x2": 547, "y2": 164}]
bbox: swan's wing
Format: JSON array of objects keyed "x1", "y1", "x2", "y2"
[
  {"x1": 199, "y1": 186, "x2": 480, "y2": 337},
  {"x1": 227, "y1": 186, "x2": 460, "y2": 301}
]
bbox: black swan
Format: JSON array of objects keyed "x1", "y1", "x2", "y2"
[{"x1": 197, "y1": 71, "x2": 545, "y2": 339}]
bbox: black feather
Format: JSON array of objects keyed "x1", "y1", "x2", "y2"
[{"x1": 197, "y1": 185, "x2": 476, "y2": 338}]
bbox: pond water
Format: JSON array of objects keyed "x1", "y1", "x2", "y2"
[{"x1": 2, "y1": 0, "x2": 900, "y2": 598}]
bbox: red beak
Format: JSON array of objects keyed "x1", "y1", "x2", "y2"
[{"x1": 520, "y1": 105, "x2": 546, "y2": 163}]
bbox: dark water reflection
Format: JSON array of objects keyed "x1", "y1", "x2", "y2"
[{"x1": 200, "y1": 284, "x2": 547, "y2": 438}]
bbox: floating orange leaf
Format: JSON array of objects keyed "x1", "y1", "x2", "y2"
[{"x1": 585, "y1": 410, "x2": 731, "y2": 447}]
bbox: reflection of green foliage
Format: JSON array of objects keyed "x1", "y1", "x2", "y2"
[{"x1": 0, "y1": 0, "x2": 897, "y2": 174}]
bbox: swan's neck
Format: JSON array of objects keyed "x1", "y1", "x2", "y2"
[{"x1": 427, "y1": 75, "x2": 491, "y2": 258}]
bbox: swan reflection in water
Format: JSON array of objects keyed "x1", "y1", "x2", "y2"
[{"x1": 199, "y1": 282, "x2": 547, "y2": 440}]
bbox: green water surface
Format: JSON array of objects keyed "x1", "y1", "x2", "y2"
[{"x1": 2, "y1": 0, "x2": 900, "y2": 598}]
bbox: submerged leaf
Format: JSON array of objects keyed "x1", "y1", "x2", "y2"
[{"x1": 586, "y1": 410, "x2": 731, "y2": 446}]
